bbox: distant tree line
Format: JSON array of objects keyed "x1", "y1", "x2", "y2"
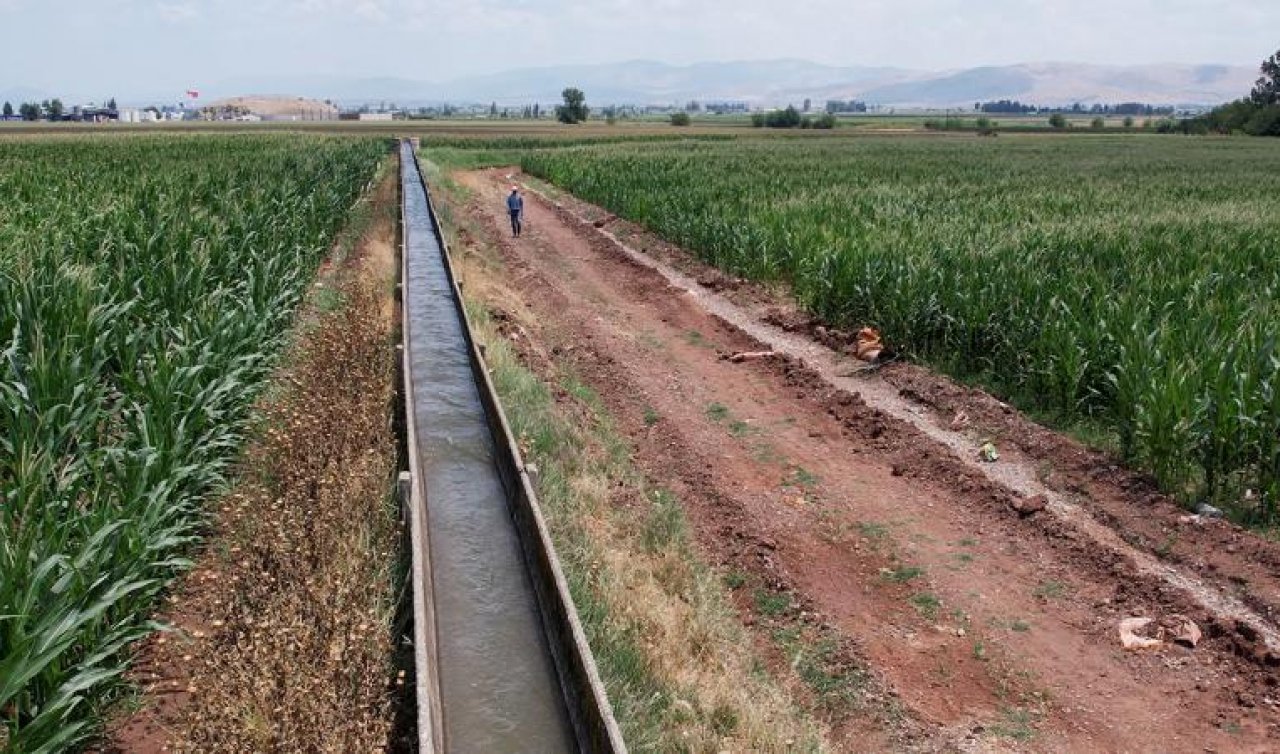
[
  {"x1": 977, "y1": 99, "x2": 1173, "y2": 115},
  {"x1": 3, "y1": 99, "x2": 64, "y2": 121},
  {"x1": 401, "y1": 98, "x2": 686, "y2": 122},
  {"x1": 751, "y1": 106, "x2": 836, "y2": 129},
  {"x1": 703, "y1": 101, "x2": 749, "y2": 114},
  {"x1": 483, "y1": 102, "x2": 547, "y2": 119},
  {"x1": 1105, "y1": 102, "x2": 1176, "y2": 116},
  {"x1": 825, "y1": 99, "x2": 867, "y2": 114},
  {"x1": 925, "y1": 111, "x2": 1162, "y2": 132},
  {"x1": 3, "y1": 97, "x2": 121, "y2": 122},
  {"x1": 1173, "y1": 48, "x2": 1280, "y2": 136},
  {"x1": 978, "y1": 99, "x2": 1037, "y2": 114}
]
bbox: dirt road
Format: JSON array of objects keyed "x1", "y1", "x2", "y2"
[{"x1": 449, "y1": 167, "x2": 1280, "y2": 752}]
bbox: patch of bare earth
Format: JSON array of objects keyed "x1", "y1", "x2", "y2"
[
  {"x1": 206, "y1": 95, "x2": 338, "y2": 119},
  {"x1": 100, "y1": 165, "x2": 407, "y2": 753},
  {"x1": 440, "y1": 166, "x2": 1280, "y2": 752}
]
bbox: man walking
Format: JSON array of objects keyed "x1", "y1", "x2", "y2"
[{"x1": 507, "y1": 185, "x2": 524, "y2": 238}]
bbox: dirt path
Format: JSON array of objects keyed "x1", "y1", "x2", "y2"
[{"x1": 448, "y1": 168, "x2": 1280, "y2": 752}]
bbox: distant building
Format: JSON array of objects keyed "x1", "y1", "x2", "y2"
[
  {"x1": 67, "y1": 105, "x2": 116, "y2": 122},
  {"x1": 359, "y1": 112, "x2": 394, "y2": 121},
  {"x1": 118, "y1": 108, "x2": 176, "y2": 123}
]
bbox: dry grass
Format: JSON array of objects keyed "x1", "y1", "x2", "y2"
[
  {"x1": 453, "y1": 240, "x2": 828, "y2": 753},
  {"x1": 172, "y1": 280, "x2": 400, "y2": 752},
  {"x1": 104, "y1": 162, "x2": 406, "y2": 753}
]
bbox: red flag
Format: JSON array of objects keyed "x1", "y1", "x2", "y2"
[{"x1": 186, "y1": 90, "x2": 200, "y2": 99}]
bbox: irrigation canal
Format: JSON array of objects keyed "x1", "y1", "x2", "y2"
[{"x1": 399, "y1": 140, "x2": 622, "y2": 754}]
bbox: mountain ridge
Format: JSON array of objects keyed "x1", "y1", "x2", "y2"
[
  {"x1": 3, "y1": 59, "x2": 1257, "y2": 109},
  {"x1": 239, "y1": 59, "x2": 1255, "y2": 108}
]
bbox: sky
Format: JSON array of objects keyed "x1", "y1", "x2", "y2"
[{"x1": 2, "y1": 0, "x2": 1277, "y2": 100}]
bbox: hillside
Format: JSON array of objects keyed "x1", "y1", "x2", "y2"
[
  {"x1": 207, "y1": 95, "x2": 337, "y2": 118},
  {"x1": 854, "y1": 62, "x2": 1255, "y2": 108},
  {"x1": 7, "y1": 59, "x2": 1257, "y2": 110},
  {"x1": 207, "y1": 59, "x2": 1254, "y2": 108}
]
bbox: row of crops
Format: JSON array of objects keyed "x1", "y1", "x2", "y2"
[
  {"x1": 0, "y1": 134, "x2": 385, "y2": 751},
  {"x1": 522, "y1": 135, "x2": 1280, "y2": 523}
]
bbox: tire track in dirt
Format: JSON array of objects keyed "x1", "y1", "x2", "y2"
[{"x1": 450, "y1": 167, "x2": 1279, "y2": 752}]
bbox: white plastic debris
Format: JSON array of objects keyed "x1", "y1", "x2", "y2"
[
  {"x1": 1118, "y1": 614, "x2": 1202, "y2": 650},
  {"x1": 1118, "y1": 617, "x2": 1164, "y2": 649}
]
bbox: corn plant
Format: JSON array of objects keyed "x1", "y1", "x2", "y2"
[
  {"x1": 519, "y1": 134, "x2": 1280, "y2": 522},
  {"x1": 0, "y1": 134, "x2": 385, "y2": 752}
]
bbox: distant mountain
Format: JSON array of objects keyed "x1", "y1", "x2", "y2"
[
  {"x1": 7, "y1": 59, "x2": 1257, "y2": 109},
  {"x1": 853, "y1": 63, "x2": 1255, "y2": 107},
  {"x1": 424, "y1": 59, "x2": 920, "y2": 105},
  {"x1": 205, "y1": 60, "x2": 920, "y2": 108}
]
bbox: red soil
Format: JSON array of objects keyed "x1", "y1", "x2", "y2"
[{"x1": 449, "y1": 167, "x2": 1280, "y2": 752}]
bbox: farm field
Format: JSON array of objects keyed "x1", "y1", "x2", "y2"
[
  {"x1": 520, "y1": 134, "x2": 1280, "y2": 523},
  {"x1": 0, "y1": 118, "x2": 747, "y2": 140},
  {"x1": 412, "y1": 125, "x2": 1280, "y2": 749},
  {"x1": 5, "y1": 123, "x2": 1280, "y2": 752},
  {"x1": 0, "y1": 134, "x2": 385, "y2": 751}
]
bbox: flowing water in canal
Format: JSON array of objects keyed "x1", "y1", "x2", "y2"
[{"x1": 401, "y1": 142, "x2": 576, "y2": 754}]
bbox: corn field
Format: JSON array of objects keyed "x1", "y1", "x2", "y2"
[
  {"x1": 0, "y1": 134, "x2": 384, "y2": 752},
  {"x1": 523, "y1": 135, "x2": 1280, "y2": 523}
]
